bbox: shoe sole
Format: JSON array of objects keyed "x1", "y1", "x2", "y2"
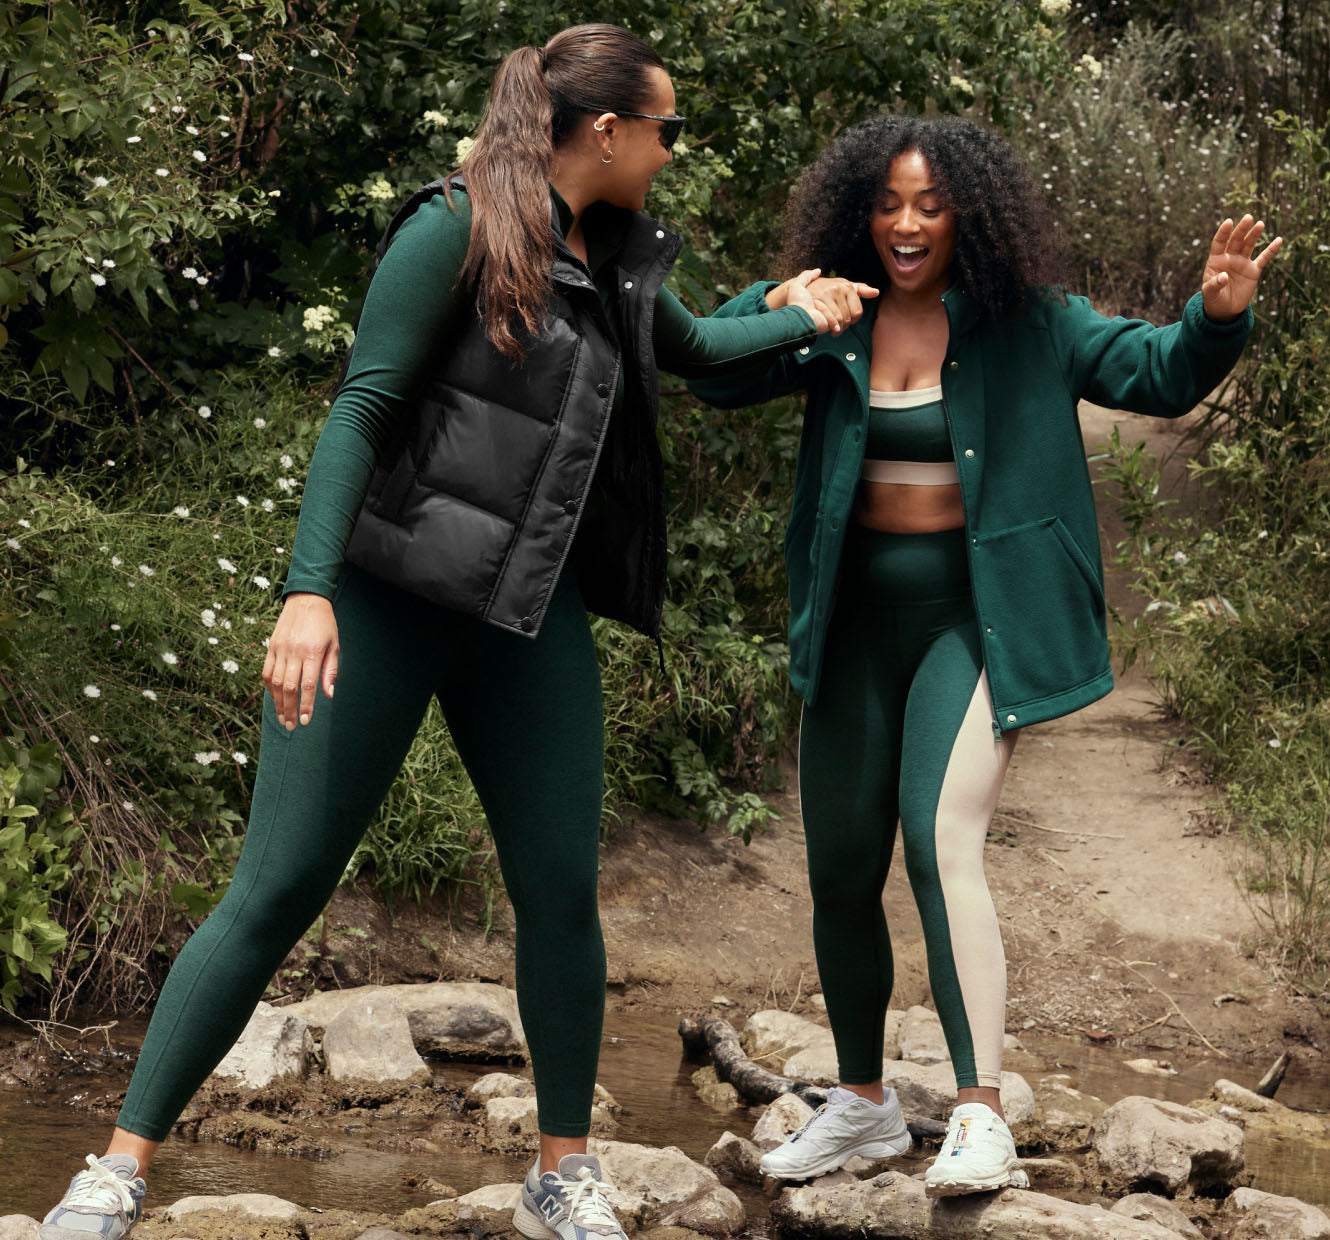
[
  {"x1": 513, "y1": 1199, "x2": 558, "y2": 1240},
  {"x1": 924, "y1": 1165, "x2": 1024, "y2": 1198},
  {"x1": 760, "y1": 1133, "x2": 913, "y2": 1181}
]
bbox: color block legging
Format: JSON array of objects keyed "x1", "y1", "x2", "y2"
[
  {"x1": 118, "y1": 564, "x2": 606, "y2": 1140},
  {"x1": 798, "y1": 527, "x2": 1016, "y2": 1091}
]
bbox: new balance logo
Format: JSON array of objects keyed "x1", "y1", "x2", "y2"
[{"x1": 540, "y1": 1195, "x2": 564, "y2": 1223}]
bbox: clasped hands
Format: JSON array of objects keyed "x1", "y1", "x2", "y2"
[{"x1": 768, "y1": 269, "x2": 879, "y2": 334}]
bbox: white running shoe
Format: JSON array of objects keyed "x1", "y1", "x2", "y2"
[
  {"x1": 512, "y1": 1153, "x2": 628, "y2": 1240},
  {"x1": 759, "y1": 1086, "x2": 912, "y2": 1180},
  {"x1": 923, "y1": 1102, "x2": 1020, "y2": 1196}
]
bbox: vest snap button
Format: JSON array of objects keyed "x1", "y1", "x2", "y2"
[
  {"x1": 623, "y1": 280, "x2": 634, "y2": 290},
  {"x1": 521, "y1": 617, "x2": 534, "y2": 632},
  {"x1": 845, "y1": 351, "x2": 856, "y2": 361},
  {"x1": 597, "y1": 383, "x2": 610, "y2": 398},
  {"x1": 655, "y1": 229, "x2": 665, "y2": 239},
  {"x1": 564, "y1": 500, "x2": 577, "y2": 516}
]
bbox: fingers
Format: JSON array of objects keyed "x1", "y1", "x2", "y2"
[
  {"x1": 1253, "y1": 234, "x2": 1284, "y2": 270},
  {"x1": 855, "y1": 283, "x2": 881, "y2": 299},
  {"x1": 795, "y1": 268, "x2": 822, "y2": 286},
  {"x1": 322, "y1": 642, "x2": 339, "y2": 700},
  {"x1": 262, "y1": 593, "x2": 338, "y2": 730}
]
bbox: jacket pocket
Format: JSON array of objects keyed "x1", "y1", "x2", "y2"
[{"x1": 974, "y1": 516, "x2": 1107, "y2": 706}]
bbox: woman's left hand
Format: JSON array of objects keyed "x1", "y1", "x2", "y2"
[{"x1": 1201, "y1": 214, "x2": 1283, "y2": 322}]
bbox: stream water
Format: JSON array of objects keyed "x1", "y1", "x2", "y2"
[{"x1": 3, "y1": 1012, "x2": 1327, "y2": 1224}]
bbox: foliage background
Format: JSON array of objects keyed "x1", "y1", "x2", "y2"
[{"x1": 1, "y1": 0, "x2": 1327, "y2": 1010}]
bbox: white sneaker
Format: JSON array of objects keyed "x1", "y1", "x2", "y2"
[
  {"x1": 923, "y1": 1102, "x2": 1020, "y2": 1196},
  {"x1": 759, "y1": 1086, "x2": 912, "y2": 1180}
]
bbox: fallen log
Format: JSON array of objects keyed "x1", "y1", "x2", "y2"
[
  {"x1": 1255, "y1": 1050, "x2": 1290, "y2": 1099},
  {"x1": 679, "y1": 1013, "x2": 947, "y2": 1141}
]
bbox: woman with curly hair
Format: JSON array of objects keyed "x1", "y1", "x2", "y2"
[{"x1": 689, "y1": 113, "x2": 1279, "y2": 1195}]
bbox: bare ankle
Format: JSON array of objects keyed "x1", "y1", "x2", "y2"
[{"x1": 839, "y1": 1081, "x2": 886, "y2": 1106}]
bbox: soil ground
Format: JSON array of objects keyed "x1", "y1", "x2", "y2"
[{"x1": 300, "y1": 403, "x2": 1326, "y2": 1081}]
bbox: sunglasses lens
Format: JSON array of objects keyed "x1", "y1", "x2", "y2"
[{"x1": 661, "y1": 118, "x2": 683, "y2": 148}]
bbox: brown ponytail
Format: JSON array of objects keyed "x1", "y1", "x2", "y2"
[{"x1": 453, "y1": 24, "x2": 664, "y2": 357}]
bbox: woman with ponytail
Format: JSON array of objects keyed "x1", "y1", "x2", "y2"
[{"x1": 40, "y1": 24, "x2": 844, "y2": 1240}]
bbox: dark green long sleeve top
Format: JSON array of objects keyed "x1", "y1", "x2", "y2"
[{"x1": 285, "y1": 192, "x2": 816, "y2": 599}]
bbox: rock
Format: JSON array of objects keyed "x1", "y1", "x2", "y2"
[
  {"x1": 355, "y1": 1230, "x2": 419, "y2": 1240},
  {"x1": 809, "y1": 994, "x2": 827, "y2": 1012},
  {"x1": 1093, "y1": 1095, "x2": 1244, "y2": 1194},
  {"x1": 1032, "y1": 1075, "x2": 1107, "y2": 1149},
  {"x1": 880, "y1": 1060, "x2": 1035, "y2": 1125},
  {"x1": 160, "y1": 1193, "x2": 305, "y2": 1223},
  {"x1": 455, "y1": 1183, "x2": 523, "y2": 1219},
  {"x1": 1124, "y1": 1057, "x2": 1178, "y2": 1077},
  {"x1": 480, "y1": 1094, "x2": 616, "y2": 1150},
  {"x1": 1004, "y1": 1033, "x2": 1024, "y2": 1052},
  {"x1": 1111, "y1": 1193, "x2": 1205, "y2": 1239},
  {"x1": 322, "y1": 993, "x2": 430, "y2": 1083},
  {"x1": 751, "y1": 1093, "x2": 815, "y2": 1149},
  {"x1": 704, "y1": 1130, "x2": 764, "y2": 1182},
  {"x1": 210, "y1": 1001, "x2": 313, "y2": 1089},
  {"x1": 771, "y1": 1170, "x2": 1190, "y2": 1238},
  {"x1": 692, "y1": 1066, "x2": 741, "y2": 1110},
  {"x1": 1220, "y1": 1187, "x2": 1330, "y2": 1239},
  {"x1": 897, "y1": 1005, "x2": 949, "y2": 1065},
  {"x1": 282, "y1": 981, "x2": 526, "y2": 1059},
  {"x1": 743, "y1": 1010, "x2": 829, "y2": 1061},
  {"x1": 1019, "y1": 1156, "x2": 1084, "y2": 1192},
  {"x1": 1206, "y1": 1078, "x2": 1276, "y2": 1113},
  {"x1": 881, "y1": 1009, "x2": 905, "y2": 1061},
  {"x1": 466, "y1": 1071, "x2": 534, "y2": 1106},
  {"x1": 0, "y1": 1218, "x2": 37, "y2": 1240},
  {"x1": 782, "y1": 1035, "x2": 840, "y2": 1086},
  {"x1": 589, "y1": 1139, "x2": 745, "y2": 1235}
]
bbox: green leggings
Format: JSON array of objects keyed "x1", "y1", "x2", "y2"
[
  {"x1": 118, "y1": 564, "x2": 606, "y2": 1139},
  {"x1": 799, "y1": 527, "x2": 1015, "y2": 1091}
]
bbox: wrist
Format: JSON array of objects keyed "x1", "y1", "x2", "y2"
[{"x1": 765, "y1": 281, "x2": 789, "y2": 311}]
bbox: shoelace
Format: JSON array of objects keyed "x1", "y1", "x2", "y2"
[
  {"x1": 790, "y1": 1093, "x2": 856, "y2": 1142},
  {"x1": 561, "y1": 1166, "x2": 619, "y2": 1230},
  {"x1": 61, "y1": 1156, "x2": 138, "y2": 1215}
]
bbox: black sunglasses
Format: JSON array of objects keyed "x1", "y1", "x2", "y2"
[{"x1": 584, "y1": 107, "x2": 686, "y2": 150}]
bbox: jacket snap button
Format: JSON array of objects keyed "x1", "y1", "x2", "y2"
[
  {"x1": 830, "y1": 518, "x2": 839, "y2": 530},
  {"x1": 964, "y1": 448, "x2": 975, "y2": 459},
  {"x1": 521, "y1": 617, "x2": 534, "y2": 632},
  {"x1": 596, "y1": 383, "x2": 610, "y2": 398},
  {"x1": 623, "y1": 280, "x2": 634, "y2": 290},
  {"x1": 845, "y1": 352, "x2": 856, "y2": 361},
  {"x1": 1006, "y1": 713, "x2": 1017, "y2": 723},
  {"x1": 798, "y1": 346, "x2": 810, "y2": 355},
  {"x1": 950, "y1": 360, "x2": 960, "y2": 370},
  {"x1": 564, "y1": 500, "x2": 577, "y2": 516},
  {"x1": 986, "y1": 626, "x2": 994, "y2": 634}
]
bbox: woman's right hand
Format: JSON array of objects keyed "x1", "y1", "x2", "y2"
[
  {"x1": 767, "y1": 270, "x2": 879, "y2": 334},
  {"x1": 262, "y1": 592, "x2": 340, "y2": 730}
]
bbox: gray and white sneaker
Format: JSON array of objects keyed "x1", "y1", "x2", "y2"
[
  {"x1": 512, "y1": 1153, "x2": 628, "y2": 1240},
  {"x1": 759, "y1": 1086, "x2": 912, "y2": 1180},
  {"x1": 923, "y1": 1102, "x2": 1021, "y2": 1196},
  {"x1": 41, "y1": 1154, "x2": 146, "y2": 1240}
]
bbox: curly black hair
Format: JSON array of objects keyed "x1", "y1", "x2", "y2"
[{"x1": 780, "y1": 114, "x2": 1066, "y2": 318}]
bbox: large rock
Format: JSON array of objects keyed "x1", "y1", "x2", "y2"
[
  {"x1": 455, "y1": 1183, "x2": 523, "y2": 1219},
  {"x1": 480, "y1": 1094, "x2": 616, "y2": 1150},
  {"x1": 590, "y1": 1139, "x2": 745, "y2": 1235},
  {"x1": 881, "y1": 1060, "x2": 1035, "y2": 1125},
  {"x1": 282, "y1": 981, "x2": 526, "y2": 1059},
  {"x1": 704, "y1": 1131, "x2": 764, "y2": 1182},
  {"x1": 751, "y1": 1093, "x2": 815, "y2": 1149},
  {"x1": 1111, "y1": 1193, "x2": 1205, "y2": 1239},
  {"x1": 782, "y1": 1035, "x2": 841, "y2": 1086},
  {"x1": 692, "y1": 1065, "x2": 742, "y2": 1110},
  {"x1": 1032, "y1": 1074, "x2": 1107, "y2": 1150},
  {"x1": 160, "y1": 1193, "x2": 305, "y2": 1223},
  {"x1": 743, "y1": 1010, "x2": 829, "y2": 1061},
  {"x1": 466, "y1": 1071, "x2": 534, "y2": 1106},
  {"x1": 1219, "y1": 1187, "x2": 1330, "y2": 1239},
  {"x1": 210, "y1": 1001, "x2": 313, "y2": 1088},
  {"x1": 897, "y1": 1006, "x2": 949, "y2": 1065},
  {"x1": 770, "y1": 1170, "x2": 1190, "y2": 1238},
  {"x1": 322, "y1": 993, "x2": 430, "y2": 1083},
  {"x1": 0, "y1": 1218, "x2": 37, "y2": 1240},
  {"x1": 1093, "y1": 1095, "x2": 1244, "y2": 1194}
]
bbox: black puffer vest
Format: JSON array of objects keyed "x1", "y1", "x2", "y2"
[{"x1": 344, "y1": 176, "x2": 682, "y2": 639}]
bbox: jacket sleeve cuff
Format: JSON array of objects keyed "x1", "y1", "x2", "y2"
[{"x1": 1185, "y1": 291, "x2": 1254, "y2": 340}]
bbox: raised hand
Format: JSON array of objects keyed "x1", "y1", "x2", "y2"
[{"x1": 1202, "y1": 214, "x2": 1283, "y2": 323}]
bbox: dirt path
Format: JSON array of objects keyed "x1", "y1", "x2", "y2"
[{"x1": 316, "y1": 403, "x2": 1325, "y2": 1083}]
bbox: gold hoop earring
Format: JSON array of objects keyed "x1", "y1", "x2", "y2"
[{"x1": 601, "y1": 150, "x2": 614, "y2": 164}]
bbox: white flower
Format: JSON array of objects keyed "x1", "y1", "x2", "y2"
[
  {"x1": 276, "y1": 477, "x2": 295, "y2": 493},
  {"x1": 110, "y1": 555, "x2": 122, "y2": 567},
  {"x1": 89, "y1": 735, "x2": 100, "y2": 744},
  {"x1": 122, "y1": 800, "x2": 135, "y2": 811},
  {"x1": 948, "y1": 74, "x2": 975, "y2": 97},
  {"x1": 261, "y1": 498, "x2": 274, "y2": 512},
  {"x1": 422, "y1": 109, "x2": 448, "y2": 126},
  {"x1": 1269, "y1": 738, "x2": 1282, "y2": 748},
  {"x1": 90, "y1": 273, "x2": 107, "y2": 287},
  {"x1": 219, "y1": 113, "x2": 231, "y2": 122},
  {"x1": 173, "y1": 505, "x2": 190, "y2": 517},
  {"x1": 138, "y1": 563, "x2": 154, "y2": 576},
  {"x1": 127, "y1": 135, "x2": 142, "y2": 143},
  {"x1": 155, "y1": 167, "x2": 169, "y2": 177},
  {"x1": 17, "y1": 519, "x2": 29, "y2": 528},
  {"x1": 201, "y1": 608, "x2": 216, "y2": 627},
  {"x1": 267, "y1": 346, "x2": 282, "y2": 357},
  {"x1": 302, "y1": 305, "x2": 336, "y2": 332},
  {"x1": 110, "y1": 623, "x2": 121, "y2": 631},
  {"x1": 197, "y1": 405, "x2": 211, "y2": 418},
  {"x1": 188, "y1": 297, "x2": 199, "y2": 310},
  {"x1": 195, "y1": 275, "x2": 207, "y2": 286},
  {"x1": 1258, "y1": 529, "x2": 1269, "y2": 539},
  {"x1": 105, "y1": 458, "x2": 115, "y2": 467},
  {"x1": 193, "y1": 749, "x2": 222, "y2": 765},
  {"x1": 222, "y1": 659, "x2": 239, "y2": 674},
  {"x1": 192, "y1": 149, "x2": 207, "y2": 163},
  {"x1": 244, "y1": 616, "x2": 257, "y2": 624},
  {"x1": 92, "y1": 175, "x2": 109, "y2": 188},
  {"x1": 161, "y1": 651, "x2": 179, "y2": 665},
  {"x1": 368, "y1": 178, "x2": 394, "y2": 201},
  {"x1": 142, "y1": 688, "x2": 158, "y2": 700},
  {"x1": 253, "y1": 417, "x2": 267, "y2": 429},
  {"x1": 217, "y1": 557, "x2": 237, "y2": 573},
  {"x1": 237, "y1": 51, "x2": 254, "y2": 61},
  {"x1": 253, "y1": 575, "x2": 271, "y2": 590},
  {"x1": 1039, "y1": 0, "x2": 1070, "y2": 15},
  {"x1": 4, "y1": 538, "x2": 19, "y2": 550},
  {"x1": 279, "y1": 453, "x2": 293, "y2": 469},
  {"x1": 186, "y1": 124, "x2": 199, "y2": 135},
  {"x1": 455, "y1": 136, "x2": 476, "y2": 164},
  {"x1": 83, "y1": 684, "x2": 101, "y2": 698},
  {"x1": 102, "y1": 258, "x2": 116, "y2": 268},
  {"x1": 1172, "y1": 551, "x2": 1188, "y2": 564},
  {"x1": 1079, "y1": 53, "x2": 1104, "y2": 79},
  {"x1": 268, "y1": 189, "x2": 281, "y2": 198},
  {"x1": 182, "y1": 267, "x2": 199, "y2": 279},
  {"x1": 233, "y1": 751, "x2": 249, "y2": 764},
  {"x1": 171, "y1": 105, "x2": 185, "y2": 114},
  {"x1": 236, "y1": 495, "x2": 250, "y2": 507}
]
